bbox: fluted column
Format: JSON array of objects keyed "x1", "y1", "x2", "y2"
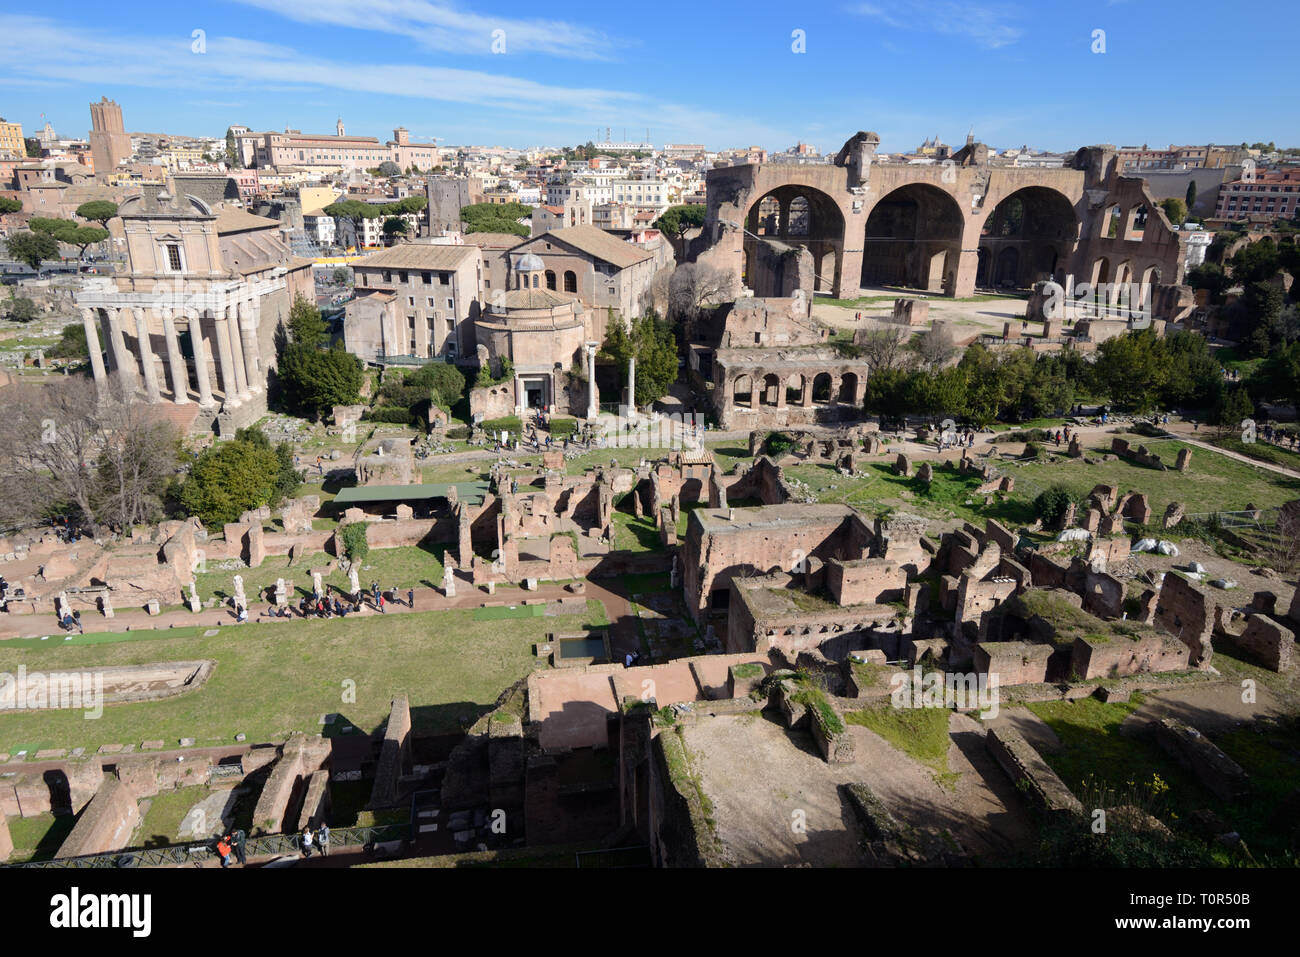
[
  {"x1": 80, "y1": 308, "x2": 108, "y2": 395},
  {"x1": 213, "y1": 311, "x2": 240, "y2": 405},
  {"x1": 161, "y1": 309, "x2": 190, "y2": 403},
  {"x1": 188, "y1": 311, "x2": 215, "y2": 407},
  {"x1": 585, "y1": 342, "x2": 599, "y2": 420},
  {"x1": 132, "y1": 308, "x2": 162, "y2": 402},
  {"x1": 626, "y1": 355, "x2": 636, "y2": 415},
  {"x1": 108, "y1": 308, "x2": 139, "y2": 391},
  {"x1": 224, "y1": 305, "x2": 250, "y2": 399},
  {"x1": 237, "y1": 299, "x2": 261, "y2": 392}
]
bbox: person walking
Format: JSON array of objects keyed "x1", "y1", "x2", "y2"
[
  {"x1": 377, "y1": 592, "x2": 386, "y2": 614},
  {"x1": 232, "y1": 829, "x2": 247, "y2": 866},
  {"x1": 407, "y1": 588, "x2": 415, "y2": 610},
  {"x1": 300, "y1": 826, "x2": 314, "y2": 859},
  {"x1": 317, "y1": 823, "x2": 330, "y2": 858}
]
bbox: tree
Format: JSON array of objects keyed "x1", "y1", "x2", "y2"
[
  {"x1": 858, "y1": 328, "x2": 907, "y2": 376},
  {"x1": 233, "y1": 426, "x2": 300, "y2": 501},
  {"x1": 340, "y1": 522, "x2": 370, "y2": 563},
  {"x1": 1093, "y1": 329, "x2": 1167, "y2": 412},
  {"x1": 1158, "y1": 197, "x2": 1186, "y2": 226},
  {"x1": 382, "y1": 217, "x2": 409, "y2": 244},
  {"x1": 5, "y1": 230, "x2": 60, "y2": 270},
  {"x1": 911, "y1": 323, "x2": 957, "y2": 369},
  {"x1": 287, "y1": 293, "x2": 329, "y2": 349},
  {"x1": 377, "y1": 160, "x2": 402, "y2": 177},
  {"x1": 2, "y1": 296, "x2": 38, "y2": 322},
  {"x1": 24, "y1": 138, "x2": 40, "y2": 158},
  {"x1": 75, "y1": 200, "x2": 119, "y2": 229},
  {"x1": 29, "y1": 217, "x2": 108, "y2": 258},
  {"x1": 599, "y1": 314, "x2": 678, "y2": 407},
  {"x1": 1229, "y1": 239, "x2": 1280, "y2": 284},
  {"x1": 1034, "y1": 486, "x2": 1074, "y2": 526},
  {"x1": 277, "y1": 345, "x2": 364, "y2": 420},
  {"x1": 667, "y1": 262, "x2": 736, "y2": 323},
  {"x1": 179, "y1": 437, "x2": 288, "y2": 527},
  {"x1": 47, "y1": 323, "x2": 89, "y2": 359},
  {"x1": 324, "y1": 200, "x2": 384, "y2": 250},
  {"x1": 1211, "y1": 385, "x2": 1254, "y2": 433},
  {"x1": 0, "y1": 197, "x2": 21, "y2": 216},
  {"x1": 224, "y1": 127, "x2": 241, "y2": 168},
  {"x1": 1185, "y1": 180, "x2": 1197, "y2": 214},
  {"x1": 1186, "y1": 263, "x2": 1228, "y2": 300},
  {"x1": 0, "y1": 379, "x2": 178, "y2": 536},
  {"x1": 654, "y1": 204, "x2": 705, "y2": 243},
  {"x1": 1252, "y1": 341, "x2": 1300, "y2": 414},
  {"x1": 460, "y1": 202, "x2": 531, "y2": 237}
]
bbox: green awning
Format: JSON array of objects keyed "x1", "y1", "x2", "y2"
[{"x1": 333, "y1": 482, "x2": 489, "y2": 506}]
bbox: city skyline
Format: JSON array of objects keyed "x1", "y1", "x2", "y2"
[{"x1": 0, "y1": 0, "x2": 1295, "y2": 154}]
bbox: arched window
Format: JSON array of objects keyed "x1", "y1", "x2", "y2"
[
  {"x1": 563, "y1": 270, "x2": 577, "y2": 293},
  {"x1": 531, "y1": 275, "x2": 539, "y2": 288},
  {"x1": 545, "y1": 270, "x2": 556, "y2": 290}
]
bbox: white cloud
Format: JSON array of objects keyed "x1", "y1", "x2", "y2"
[
  {"x1": 0, "y1": 15, "x2": 786, "y2": 147},
  {"x1": 231, "y1": 0, "x2": 618, "y2": 60},
  {"x1": 849, "y1": 1, "x2": 1024, "y2": 48}
]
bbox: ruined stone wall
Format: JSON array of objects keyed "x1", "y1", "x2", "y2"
[{"x1": 55, "y1": 776, "x2": 140, "y2": 859}]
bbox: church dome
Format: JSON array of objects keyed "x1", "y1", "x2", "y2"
[{"x1": 516, "y1": 251, "x2": 545, "y2": 272}]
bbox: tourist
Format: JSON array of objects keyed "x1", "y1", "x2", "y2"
[
  {"x1": 232, "y1": 829, "x2": 247, "y2": 865},
  {"x1": 73, "y1": 610, "x2": 83, "y2": 634},
  {"x1": 61, "y1": 611, "x2": 76, "y2": 632},
  {"x1": 216, "y1": 834, "x2": 233, "y2": 868},
  {"x1": 235, "y1": 605, "x2": 248, "y2": 624},
  {"x1": 377, "y1": 592, "x2": 386, "y2": 614},
  {"x1": 317, "y1": 823, "x2": 330, "y2": 857},
  {"x1": 300, "y1": 826, "x2": 314, "y2": 858},
  {"x1": 407, "y1": 588, "x2": 415, "y2": 609}
]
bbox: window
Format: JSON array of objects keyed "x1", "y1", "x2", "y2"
[
  {"x1": 383, "y1": 271, "x2": 392, "y2": 283},
  {"x1": 427, "y1": 297, "x2": 435, "y2": 307},
  {"x1": 446, "y1": 298, "x2": 455, "y2": 310},
  {"x1": 422, "y1": 272, "x2": 432, "y2": 284},
  {"x1": 399, "y1": 271, "x2": 408, "y2": 283},
  {"x1": 408, "y1": 296, "x2": 415, "y2": 307},
  {"x1": 439, "y1": 272, "x2": 450, "y2": 285},
  {"x1": 164, "y1": 243, "x2": 183, "y2": 272}
]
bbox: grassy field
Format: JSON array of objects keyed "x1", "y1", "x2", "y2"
[
  {"x1": 1024, "y1": 688, "x2": 1300, "y2": 861},
  {"x1": 0, "y1": 600, "x2": 608, "y2": 753},
  {"x1": 1001, "y1": 435, "x2": 1300, "y2": 515},
  {"x1": 192, "y1": 544, "x2": 452, "y2": 606},
  {"x1": 845, "y1": 703, "x2": 952, "y2": 775},
  {"x1": 4, "y1": 812, "x2": 76, "y2": 863},
  {"x1": 1209, "y1": 434, "x2": 1300, "y2": 472}
]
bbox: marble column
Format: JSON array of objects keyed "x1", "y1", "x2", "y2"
[
  {"x1": 188, "y1": 312, "x2": 215, "y2": 407},
  {"x1": 237, "y1": 299, "x2": 261, "y2": 392},
  {"x1": 80, "y1": 308, "x2": 107, "y2": 395},
  {"x1": 585, "y1": 342, "x2": 599, "y2": 420},
  {"x1": 133, "y1": 308, "x2": 161, "y2": 402},
  {"x1": 161, "y1": 309, "x2": 190, "y2": 403},
  {"x1": 626, "y1": 355, "x2": 636, "y2": 415},
  {"x1": 213, "y1": 311, "x2": 240, "y2": 405},
  {"x1": 108, "y1": 308, "x2": 139, "y2": 391},
  {"x1": 224, "y1": 305, "x2": 250, "y2": 399}
]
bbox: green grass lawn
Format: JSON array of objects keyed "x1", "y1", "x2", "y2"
[
  {"x1": 4, "y1": 812, "x2": 76, "y2": 863},
  {"x1": 1024, "y1": 692, "x2": 1300, "y2": 860},
  {"x1": 192, "y1": 543, "x2": 452, "y2": 605},
  {"x1": 0, "y1": 600, "x2": 609, "y2": 753},
  {"x1": 845, "y1": 703, "x2": 952, "y2": 774},
  {"x1": 1002, "y1": 435, "x2": 1300, "y2": 516},
  {"x1": 1209, "y1": 434, "x2": 1300, "y2": 472},
  {"x1": 132, "y1": 782, "x2": 260, "y2": 847}
]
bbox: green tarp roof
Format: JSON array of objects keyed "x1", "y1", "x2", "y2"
[{"x1": 333, "y1": 482, "x2": 489, "y2": 506}]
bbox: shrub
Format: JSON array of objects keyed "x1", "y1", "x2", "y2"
[
  {"x1": 764, "y1": 432, "x2": 796, "y2": 457},
  {"x1": 1034, "y1": 485, "x2": 1074, "y2": 526},
  {"x1": 340, "y1": 522, "x2": 369, "y2": 562}
]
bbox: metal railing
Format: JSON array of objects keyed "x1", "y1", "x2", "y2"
[{"x1": 7, "y1": 823, "x2": 410, "y2": 869}]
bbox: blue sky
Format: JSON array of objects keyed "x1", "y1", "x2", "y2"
[{"x1": 0, "y1": 0, "x2": 1294, "y2": 153}]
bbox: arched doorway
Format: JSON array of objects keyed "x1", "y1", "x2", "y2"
[
  {"x1": 838, "y1": 372, "x2": 859, "y2": 404},
  {"x1": 743, "y1": 185, "x2": 845, "y2": 296},
  {"x1": 812, "y1": 372, "x2": 832, "y2": 403},
  {"x1": 733, "y1": 375, "x2": 753, "y2": 408},
  {"x1": 977, "y1": 187, "x2": 1077, "y2": 290},
  {"x1": 861, "y1": 183, "x2": 964, "y2": 294},
  {"x1": 786, "y1": 374, "x2": 807, "y2": 406}
]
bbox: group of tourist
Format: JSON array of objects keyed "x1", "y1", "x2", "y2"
[
  {"x1": 212, "y1": 824, "x2": 331, "y2": 866},
  {"x1": 254, "y1": 582, "x2": 416, "y2": 622}
]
